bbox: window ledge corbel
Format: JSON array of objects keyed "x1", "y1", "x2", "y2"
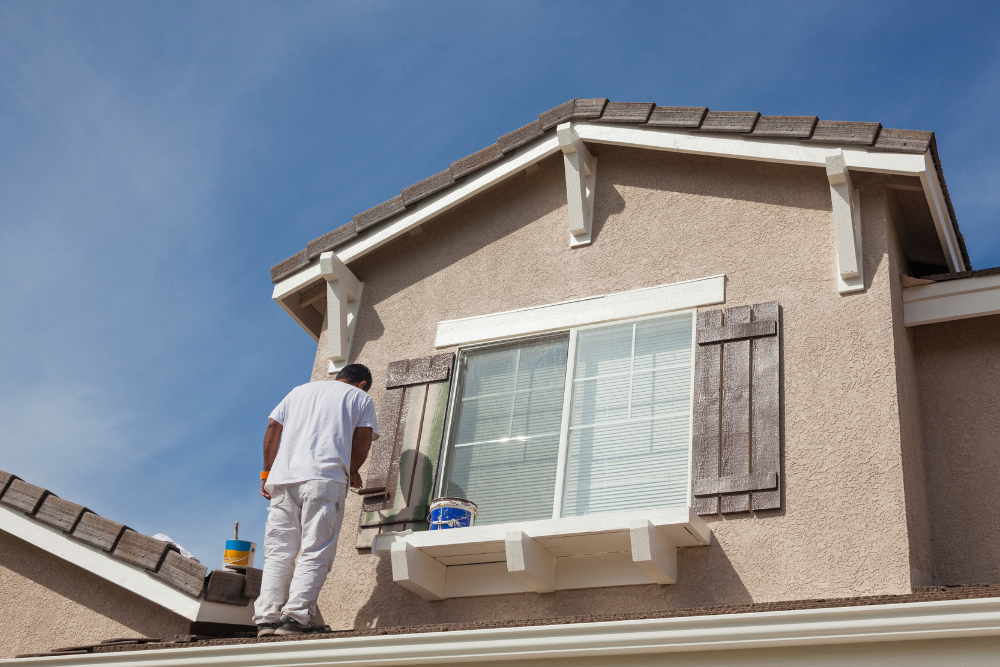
[{"x1": 374, "y1": 507, "x2": 711, "y2": 601}]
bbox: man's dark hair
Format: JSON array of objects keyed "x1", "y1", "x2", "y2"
[{"x1": 336, "y1": 364, "x2": 373, "y2": 392}]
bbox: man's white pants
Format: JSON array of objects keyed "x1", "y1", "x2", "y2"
[{"x1": 253, "y1": 479, "x2": 348, "y2": 626}]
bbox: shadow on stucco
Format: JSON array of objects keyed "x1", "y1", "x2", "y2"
[{"x1": 0, "y1": 532, "x2": 189, "y2": 641}]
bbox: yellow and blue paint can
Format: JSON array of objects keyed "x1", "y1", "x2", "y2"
[{"x1": 223, "y1": 539, "x2": 256, "y2": 569}]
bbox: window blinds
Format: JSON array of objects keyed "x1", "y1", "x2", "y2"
[
  {"x1": 442, "y1": 335, "x2": 569, "y2": 525},
  {"x1": 562, "y1": 314, "x2": 693, "y2": 516}
]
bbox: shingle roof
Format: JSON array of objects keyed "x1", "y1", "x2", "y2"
[
  {"x1": 24, "y1": 584, "x2": 1000, "y2": 657},
  {"x1": 271, "y1": 98, "x2": 970, "y2": 283},
  {"x1": 0, "y1": 470, "x2": 256, "y2": 605}
]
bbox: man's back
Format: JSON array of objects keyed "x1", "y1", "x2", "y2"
[{"x1": 267, "y1": 380, "x2": 378, "y2": 487}]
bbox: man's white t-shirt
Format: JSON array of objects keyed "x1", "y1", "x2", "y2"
[{"x1": 267, "y1": 380, "x2": 379, "y2": 488}]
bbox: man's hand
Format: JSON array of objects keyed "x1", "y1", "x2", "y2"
[
  {"x1": 350, "y1": 471, "x2": 363, "y2": 489},
  {"x1": 260, "y1": 479, "x2": 271, "y2": 500}
]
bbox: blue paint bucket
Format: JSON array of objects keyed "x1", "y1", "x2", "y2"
[
  {"x1": 428, "y1": 498, "x2": 478, "y2": 530},
  {"x1": 223, "y1": 539, "x2": 256, "y2": 568}
]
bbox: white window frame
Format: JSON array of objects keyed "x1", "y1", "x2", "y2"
[{"x1": 435, "y1": 308, "x2": 700, "y2": 522}]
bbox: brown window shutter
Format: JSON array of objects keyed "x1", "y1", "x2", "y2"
[
  {"x1": 356, "y1": 353, "x2": 454, "y2": 551},
  {"x1": 692, "y1": 302, "x2": 781, "y2": 515}
]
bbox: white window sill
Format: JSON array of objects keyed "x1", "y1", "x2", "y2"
[{"x1": 375, "y1": 507, "x2": 712, "y2": 600}]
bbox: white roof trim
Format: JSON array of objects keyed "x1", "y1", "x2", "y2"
[
  {"x1": 15, "y1": 595, "x2": 1000, "y2": 665},
  {"x1": 272, "y1": 122, "x2": 965, "y2": 338},
  {"x1": 0, "y1": 505, "x2": 253, "y2": 625},
  {"x1": 903, "y1": 273, "x2": 1000, "y2": 326}
]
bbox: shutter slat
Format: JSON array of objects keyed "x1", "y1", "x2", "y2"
[
  {"x1": 751, "y1": 301, "x2": 781, "y2": 511},
  {"x1": 720, "y1": 305, "x2": 752, "y2": 514},
  {"x1": 692, "y1": 310, "x2": 723, "y2": 515},
  {"x1": 363, "y1": 386, "x2": 412, "y2": 512},
  {"x1": 356, "y1": 387, "x2": 404, "y2": 496}
]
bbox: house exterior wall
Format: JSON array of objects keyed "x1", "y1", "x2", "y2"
[
  {"x1": 0, "y1": 530, "x2": 190, "y2": 659},
  {"x1": 913, "y1": 314, "x2": 1000, "y2": 584},
  {"x1": 886, "y1": 200, "x2": 934, "y2": 586},
  {"x1": 308, "y1": 145, "x2": 919, "y2": 630}
]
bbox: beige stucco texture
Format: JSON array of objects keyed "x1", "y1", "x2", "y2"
[
  {"x1": 913, "y1": 314, "x2": 1000, "y2": 585},
  {"x1": 0, "y1": 531, "x2": 190, "y2": 658},
  {"x1": 310, "y1": 146, "x2": 921, "y2": 629}
]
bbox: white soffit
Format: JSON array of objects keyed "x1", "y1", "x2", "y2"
[
  {"x1": 0, "y1": 504, "x2": 202, "y2": 621},
  {"x1": 434, "y1": 275, "x2": 725, "y2": 348},
  {"x1": 21, "y1": 596, "x2": 1000, "y2": 666},
  {"x1": 903, "y1": 273, "x2": 1000, "y2": 326}
]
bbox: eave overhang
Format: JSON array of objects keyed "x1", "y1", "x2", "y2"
[{"x1": 273, "y1": 119, "x2": 966, "y2": 340}]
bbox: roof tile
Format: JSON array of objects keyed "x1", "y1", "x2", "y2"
[
  {"x1": 450, "y1": 143, "x2": 504, "y2": 179},
  {"x1": 0, "y1": 479, "x2": 49, "y2": 515},
  {"x1": 154, "y1": 549, "x2": 207, "y2": 597},
  {"x1": 0, "y1": 469, "x2": 17, "y2": 497},
  {"x1": 270, "y1": 250, "x2": 310, "y2": 284},
  {"x1": 747, "y1": 115, "x2": 818, "y2": 138},
  {"x1": 574, "y1": 97, "x2": 609, "y2": 118},
  {"x1": 597, "y1": 102, "x2": 654, "y2": 124},
  {"x1": 73, "y1": 511, "x2": 127, "y2": 551},
  {"x1": 498, "y1": 120, "x2": 544, "y2": 154},
  {"x1": 36, "y1": 495, "x2": 88, "y2": 532},
  {"x1": 401, "y1": 169, "x2": 455, "y2": 206},
  {"x1": 696, "y1": 110, "x2": 761, "y2": 133},
  {"x1": 807, "y1": 120, "x2": 882, "y2": 145},
  {"x1": 306, "y1": 222, "x2": 357, "y2": 259},
  {"x1": 538, "y1": 99, "x2": 577, "y2": 130},
  {"x1": 113, "y1": 529, "x2": 172, "y2": 571},
  {"x1": 354, "y1": 195, "x2": 406, "y2": 232},
  {"x1": 642, "y1": 106, "x2": 709, "y2": 128},
  {"x1": 870, "y1": 128, "x2": 934, "y2": 154}
]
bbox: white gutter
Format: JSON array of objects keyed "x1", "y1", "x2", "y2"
[
  {"x1": 10, "y1": 596, "x2": 1000, "y2": 666},
  {"x1": 0, "y1": 505, "x2": 252, "y2": 626},
  {"x1": 903, "y1": 273, "x2": 1000, "y2": 326}
]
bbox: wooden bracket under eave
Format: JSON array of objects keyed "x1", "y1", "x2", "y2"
[
  {"x1": 825, "y1": 152, "x2": 864, "y2": 293},
  {"x1": 320, "y1": 251, "x2": 364, "y2": 374},
  {"x1": 558, "y1": 122, "x2": 597, "y2": 247}
]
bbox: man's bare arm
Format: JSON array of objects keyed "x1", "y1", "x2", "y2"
[
  {"x1": 349, "y1": 427, "x2": 374, "y2": 489},
  {"x1": 260, "y1": 419, "x2": 283, "y2": 500}
]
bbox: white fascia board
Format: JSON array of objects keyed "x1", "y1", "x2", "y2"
[
  {"x1": 919, "y1": 152, "x2": 966, "y2": 272},
  {"x1": 435, "y1": 275, "x2": 724, "y2": 348},
  {"x1": 0, "y1": 505, "x2": 202, "y2": 621},
  {"x1": 336, "y1": 135, "x2": 563, "y2": 265},
  {"x1": 17, "y1": 596, "x2": 1000, "y2": 666},
  {"x1": 573, "y1": 122, "x2": 929, "y2": 174},
  {"x1": 903, "y1": 273, "x2": 1000, "y2": 326},
  {"x1": 271, "y1": 262, "x2": 325, "y2": 342}
]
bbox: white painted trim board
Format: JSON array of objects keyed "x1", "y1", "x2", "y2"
[{"x1": 434, "y1": 275, "x2": 725, "y2": 348}]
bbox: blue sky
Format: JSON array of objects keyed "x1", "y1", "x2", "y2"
[{"x1": 1, "y1": 1, "x2": 998, "y2": 566}]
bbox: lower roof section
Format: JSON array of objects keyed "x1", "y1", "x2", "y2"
[{"x1": 18, "y1": 586, "x2": 1000, "y2": 665}]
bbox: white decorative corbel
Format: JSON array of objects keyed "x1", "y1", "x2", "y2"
[
  {"x1": 505, "y1": 531, "x2": 556, "y2": 593},
  {"x1": 629, "y1": 519, "x2": 677, "y2": 585},
  {"x1": 319, "y1": 251, "x2": 364, "y2": 374},
  {"x1": 557, "y1": 122, "x2": 597, "y2": 247},
  {"x1": 825, "y1": 152, "x2": 864, "y2": 293}
]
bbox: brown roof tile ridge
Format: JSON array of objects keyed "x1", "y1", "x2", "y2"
[
  {"x1": 0, "y1": 468, "x2": 209, "y2": 598},
  {"x1": 81, "y1": 584, "x2": 1000, "y2": 654},
  {"x1": 270, "y1": 100, "x2": 969, "y2": 285}
]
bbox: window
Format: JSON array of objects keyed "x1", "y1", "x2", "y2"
[{"x1": 438, "y1": 312, "x2": 694, "y2": 525}]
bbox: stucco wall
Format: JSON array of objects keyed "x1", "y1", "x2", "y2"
[
  {"x1": 308, "y1": 145, "x2": 918, "y2": 629},
  {"x1": 0, "y1": 530, "x2": 190, "y2": 658},
  {"x1": 913, "y1": 314, "x2": 1000, "y2": 584},
  {"x1": 885, "y1": 199, "x2": 934, "y2": 585}
]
